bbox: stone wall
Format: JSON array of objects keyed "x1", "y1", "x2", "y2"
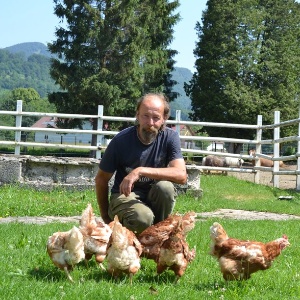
[
  {"x1": 0, "y1": 155, "x2": 202, "y2": 196},
  {"x1": 0, "y1": 155, "x2": 98, "y2": 190}
]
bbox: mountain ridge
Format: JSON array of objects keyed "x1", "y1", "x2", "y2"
[{"x1": 1, "y1": 42, "x2": 193, "y2": 119}]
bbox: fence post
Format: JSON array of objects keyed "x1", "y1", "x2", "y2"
[
  {"x1": 176, "y1": 110, "x2": 181, "y2": 134},
  {"x1": 297, "y1": 107, "x2": 300, "y2": 190},
  {"x1": 254, "y1": 115, "x2": 262, "y2": 184},
  {"x1": 15, "y1": 100, "x2": 23, "y2": 155},
  {"x1": 273, "y1": 111, "x2": 280, "y2": 188},
  {"x1": 96, "y1": 105, "x2": 104, "y2": 159}
]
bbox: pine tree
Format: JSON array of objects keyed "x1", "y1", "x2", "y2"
[
  {"x1": 48, "y1": 0, "x2": 180, "y2": 124},
  {"x1": 186, "y1": 0, "x2": 300, "y2": 148}
]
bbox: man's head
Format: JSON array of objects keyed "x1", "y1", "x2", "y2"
[{"x1": 136, "y1": 93, "x2": 170, "y2": 144}]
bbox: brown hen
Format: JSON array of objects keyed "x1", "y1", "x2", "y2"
[
  {"x1": 138, "y1": 212, "x2": 196, "y2": 282},
  {"x1": 79, "y1": 203, "x2": 112, "y2": 269},
  {"x1": 157, "y1": 219, "x2": 196, "y2": 282},
  {"x1": 210, "y1": 222, "x2": 290, "y2": 280},
  {"x1": 47, "y1": 226, "x2": 85, "y2": 282},
  {"x1": 138, "y1": 212, "x2": 196, "y2": 260},
  {"x1": 106, "y1": 215, "x2": 143, "y2": 284}
]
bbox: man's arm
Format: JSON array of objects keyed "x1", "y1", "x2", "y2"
[
  {"x1": 95, "y1": 169, "x2": 114, "y2": 224},
  {"x1": 119, "y1": 158, "x2": 187, "y2": 197}
]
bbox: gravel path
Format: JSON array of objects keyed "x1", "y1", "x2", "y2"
[
  {"x1": 1, "y1": 209, "x2": 300, "y2": 225},
  {"x1": 229, "y1": 163, "x2": 298, "y2": 190}
]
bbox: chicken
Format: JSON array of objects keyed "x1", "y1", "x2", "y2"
[
  {"x1": 138, "y1": 212, "x2": 196, "y2": 260},
  {"x1": 46, "y1": 226, "x2": 85, "y2": 282},
  {"x1": 156, "y1": 219, "x2": 196, "y2": 282},
  {"x1": 79, "y1": 203, "x2": 112, "y2": 270},
  {"x1": 138, "y1": 212, "x2": 196, "y2": 282},
  {"x1": 106, "y1": 215, "x2": 143, "y2": 284},
  {"x1": 210, "y1": 222, "x2": 290, "y2": 280}
]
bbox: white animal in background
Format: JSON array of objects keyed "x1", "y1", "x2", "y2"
[
  {"x1": 224, "y1": 157, "x2": 244, "y2": 167},
  {"x1": 202, "y1": 155, "x2": 244, "y2": 170}
]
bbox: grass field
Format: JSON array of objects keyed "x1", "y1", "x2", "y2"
[{"x1": 0, "y1": 175, "x2": 299, "y2": 299}]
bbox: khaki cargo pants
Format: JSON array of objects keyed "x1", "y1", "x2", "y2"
[{"x1": 108, "y1": 181, "x2": 176, "y2": 234}]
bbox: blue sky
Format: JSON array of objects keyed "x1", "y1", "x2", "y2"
[{"x1": 0, "y1": 0, "x2": 207, "y2": 72}]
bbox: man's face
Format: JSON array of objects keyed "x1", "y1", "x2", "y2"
[{"x1": 136, "y1": 96, "x2": 165, "y2": 144}]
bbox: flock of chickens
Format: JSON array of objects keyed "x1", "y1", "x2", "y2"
[{"x1": 47, "y1": 203, "x2": 290, "y2": 283}]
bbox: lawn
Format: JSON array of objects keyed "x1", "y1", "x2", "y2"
[{"x1": 0, "y1": 175, "x2": 299, "y2": 299}]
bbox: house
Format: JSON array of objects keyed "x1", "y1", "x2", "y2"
[
  {"x1": 170, "y1": 124, "x2": 197, "y2": 149},
  {"x1": 206, "y1": 141, "x2": 226, "y2": 152},
  {"x1": 31, "y1": 116, "x2": 92, "y2": 145}
]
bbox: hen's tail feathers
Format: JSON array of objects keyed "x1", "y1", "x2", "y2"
[
  {"x1": 210, "y1": 222, "x2": 229, "y2": 244},
  {"x1": 64, "y1": 226, "x2": 85, "y2": 261},
  {"x1": 80, "y1": 203, "x2": 96, "y2": 228},
  {"x1": 182, "y1": 212, "x2": 197, "y2": 236},
  {"x1": 110, "y1": 215, "x2": 127, "y2": 248}
]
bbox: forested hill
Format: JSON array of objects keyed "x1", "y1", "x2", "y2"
[
  {"x1": 4, "y1": 42, "x2": 53, "y2": 58},
  {"x1": 0, "y1": 43, "x2": 59, "y2": 97},
  {"x1": 0, "y1": 42, "x2": 192, "y2": 119}
]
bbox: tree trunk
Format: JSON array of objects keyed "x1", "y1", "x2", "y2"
[{"x1": 228, "y1": 143, "x2": 243, "y2": 154}]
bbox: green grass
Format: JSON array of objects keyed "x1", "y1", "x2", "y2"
[{"x1": 1, "y1": 175, "x2": 300, "y2": 299}]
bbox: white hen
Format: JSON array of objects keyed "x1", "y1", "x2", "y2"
[
  {"x1": 47, "y1": 226, "x2": 85, "y2": 282},
  {"x1": 106, "y1": 215, "x2": 143, "y2": 284},
  {"x1": 79, "y1": 203, "x2": 112, "y2": 269}
]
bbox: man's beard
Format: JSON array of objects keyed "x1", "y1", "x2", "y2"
[{"x1": 139, "y1": 126, "x2": 159, "y2": 144}]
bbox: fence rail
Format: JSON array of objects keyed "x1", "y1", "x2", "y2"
[{"x1": 1, "y1": 100, "x2": 300, "y2": 189}]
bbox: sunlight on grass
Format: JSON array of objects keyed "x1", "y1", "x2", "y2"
[
  {"x1": 0, "y1": 220, "x2": 299, "y2": 299},
  {"x1": 1, "y1": 176, "x2": 300, "y2": 298}
]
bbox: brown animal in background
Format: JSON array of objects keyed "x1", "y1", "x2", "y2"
[
  {"x1": 210, "y1": 222, "x2": 290, "y2": 281},
  {"x1": 249, "y1": 149, "x2": 285, "y2": 167},
  {"x1": 202, "y1": 155, "x2": 227, "y2": 167}
]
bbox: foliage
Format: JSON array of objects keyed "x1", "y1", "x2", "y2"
[
  {"x1": 0, "y1": 48, "x2": 60, "y2": 97},
  {"x1": 0, "y1": 41, "x2": 192, "y2": 122},
  {"x1": 48, "y1": 0, "x2": 180, "y2": 133},
  {"x1": 0, "y1": 88, "x2": 56, "y2": 127},
  {"x1": 0, "y1": 87, "x2": 56, "y2": 141},
  {"x1": 186, "y1": 0, "x2": 300, "y2": 141}
]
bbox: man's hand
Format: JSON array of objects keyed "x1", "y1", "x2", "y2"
[
  {"x1": 101, "y1": 214, "x2": 112, "y2": 224},
  {"x1": 119, "y1": 169, "x2": 140, "y2": 197}
]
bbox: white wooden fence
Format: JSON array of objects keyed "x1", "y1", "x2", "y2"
[{"x1": 1, "y1": 100, "x2": 300, "y2": 189}]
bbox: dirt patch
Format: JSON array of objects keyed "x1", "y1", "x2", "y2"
[
  {"x1": 1, "y1": 209, "x2": 300, "y2": 224},
  {"x1": 198, "y1": 209, "x2": 300, "y2": 221},
  {"x1": 229, "y1": 163, "x2": 298, "y2": 190}
]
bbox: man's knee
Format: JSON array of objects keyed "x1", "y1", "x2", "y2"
[
  {"x1": 122, "y1": 207, "x2": 154, "y2": 234},
  {"x1": 155, "y1": 181, "x2": 176, "y2": 197}
]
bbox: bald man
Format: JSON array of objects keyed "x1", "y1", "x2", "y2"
[{"x1": 95, "y1": 93, "x2": 187, "y2": 234}]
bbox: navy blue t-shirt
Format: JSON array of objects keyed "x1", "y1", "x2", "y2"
[{"x1": 99, "y1": 126, "x2": 183, "y2": 193}]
